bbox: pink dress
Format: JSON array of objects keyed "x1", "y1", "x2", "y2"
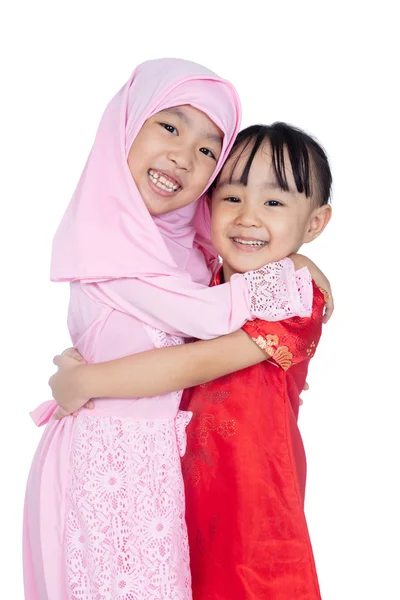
[
  {"x1": 23, "y1": 58, "x2": 245, "y2": 600},
  {"x1": 24, "y1": 281, "x2": 194, "y2": 600}
]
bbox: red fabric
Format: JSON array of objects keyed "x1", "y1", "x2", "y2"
[{"x1": 181, "y1": 271, "x2": 326, "y2": 599}]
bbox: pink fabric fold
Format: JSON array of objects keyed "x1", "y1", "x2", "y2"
[{"x1": 30, "y1": 399, "x2": 58, "y2": 427}]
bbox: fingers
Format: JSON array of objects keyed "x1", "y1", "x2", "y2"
[
  {"x1": 55, "y1": 401, "x2": 95, "y2": 420},
  {"x1": 52, "y1": 407, "x2": 69, "y2": 420},
  {"x1": 52, "y1": 354, "x2": 63, "y2": 367},
  {"x1": 62, "y1": 347, "x2": 84, "y2": 361},
  {"x1": 323, "y1": 296, "x2": 335, "y2": 324},
  {"x1": 303, "y1": 381, "x2": 310, "y2": 391},
  {"x1": 62, "y1": 347, "x2": 75, "y2": 356},
  {"x1": 53, "y1": 352, "x2": 85, "y2": 368},
  {"x1": 53, "y1": 348, "x2": 85, "y2": 366}
]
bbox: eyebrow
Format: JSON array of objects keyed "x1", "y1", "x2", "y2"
[
  {"x1": 215, "y1": 178, "x2": 297, "y2": 194},
  {"x1": 161, "y1": 108, "x2": 222, "y2": 145}
]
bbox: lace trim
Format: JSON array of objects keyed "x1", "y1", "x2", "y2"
[
  {"x1": 243, "y1": 258, "x2": 312, "y2": 321},
  {"x1": 175, "y1": 410, "x2": 193, "y2": 457}
]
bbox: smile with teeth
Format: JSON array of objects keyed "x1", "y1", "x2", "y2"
[
  {"x1": 148, "y1": 169, "x2": 181, "y2": 193},
  {"x1": 232, "y1": 238, "x2": 267, "y2": 247}
]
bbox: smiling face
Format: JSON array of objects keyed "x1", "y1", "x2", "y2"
[
  {"x1": 210, "y1": 142, "x2": 331, "y2": 280},
  {"x1": 127, "y1": 105, "x2": 223, "y2": 216}
]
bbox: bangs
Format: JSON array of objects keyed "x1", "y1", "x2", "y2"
[{"x1": 212, "y1": 123, "x2": 331, "y2": 206}]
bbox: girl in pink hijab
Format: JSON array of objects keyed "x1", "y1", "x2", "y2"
[{"x1": 24, "y1": 58, "x2": 318, "y2": 600}]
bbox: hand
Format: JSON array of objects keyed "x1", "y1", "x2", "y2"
[
  {"x1": 49, "y1": 348, "x2": 94, "y2": 419},
  {"x1": 56, "y1": 348, "x2": 94, "y2": 416},
  {"x1": 289, "y1": 254, "x2": 334, "y2": 323},
  {"x1": 59, "y1": 347, "x2": 86, "y2": 363},
  {"x1": 298, "y1": 380, "x2": 310, "y2": 406}
]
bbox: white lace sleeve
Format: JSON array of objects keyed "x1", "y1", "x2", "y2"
[{"x1": 243, "y1": 258, "x2": 313, "y2": 321}]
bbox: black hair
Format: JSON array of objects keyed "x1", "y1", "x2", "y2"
[{"x1": 213, "y1": 122, "x2": 332, "y2": 206}]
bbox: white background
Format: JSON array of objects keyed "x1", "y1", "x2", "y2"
[{"x1": 1, "y1": 1, "x2": 398, "y2": 597}]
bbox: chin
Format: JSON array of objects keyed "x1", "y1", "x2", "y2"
[
  {"x1": 227, "y1": 260, "x2": 265, "y2": 275},
  {"x1": 237, "y1": 255, "x2": 275, "y2": 273}
]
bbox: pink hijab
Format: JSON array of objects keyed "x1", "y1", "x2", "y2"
[{"x1": 50, "y1": 58, "x2": 241, "y2": 283}]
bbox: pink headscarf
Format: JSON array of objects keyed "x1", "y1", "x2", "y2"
[{"x1": 50, "y1": 58, "x2": 241, "y2": 283}]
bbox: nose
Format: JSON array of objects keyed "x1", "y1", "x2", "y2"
[
  {"x1": 235, "y1": 204, "x2": 263, "y2": 228},
  {"x1": 167, "y1": 146, "x2": 193, "y2": 171}
]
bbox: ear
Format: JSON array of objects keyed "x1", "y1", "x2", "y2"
[{"x1": 303, "y1": 204, "x2": 332, "y2": 243}]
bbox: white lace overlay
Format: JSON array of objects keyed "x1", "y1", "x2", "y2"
[
  {"x1": 65, "y1": 324, "x2": 193, "y2": 599},
  {"x1": 175, "y1": 411, "x2": 193, "y2": 457},
  {"x1": 295, "y1": 266, "x2": 313, "y2": 316},
  {"x1": 243, "y1": 258, "x2": 313, "y2": 321},
  {"x1": 65, "y1": 415, "x2": 192, "y2": 600}
]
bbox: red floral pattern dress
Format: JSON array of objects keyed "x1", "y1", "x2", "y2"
[{"x1": 181, "y1": 269, "x2": 327, "y2": 599}]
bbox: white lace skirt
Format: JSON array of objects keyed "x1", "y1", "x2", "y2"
[{"x1": 24, "y1": 407, "x2": 192, "y2": 600}]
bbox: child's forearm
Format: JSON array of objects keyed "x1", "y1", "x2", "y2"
[
  {"x1": 78, "y1": 330, "x2": 265, "y2": 399},
  {"x1": 83, "y1": 257, "x2": 313, "y2": 341}
]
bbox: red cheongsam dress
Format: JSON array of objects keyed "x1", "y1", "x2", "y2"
[{"x1": 181, "y1": 270, "x2": 327, "y2": 600}]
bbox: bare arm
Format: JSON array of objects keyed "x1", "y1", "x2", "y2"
[
  {"x1": 51, "y1": 256, "x2": 332, "y2": 416},
  {"x1": 51, "y1": 330, "x2": 266, "y2": 404}
]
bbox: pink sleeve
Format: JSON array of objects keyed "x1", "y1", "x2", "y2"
[{"x1": 82, "y1": 258, "x2": 312, "y2": 340}]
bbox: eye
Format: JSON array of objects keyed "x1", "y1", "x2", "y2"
[
  {"x1": 224, "y1": 196, "x2": 241, "y2": 203},
  {"x1": 200, "y1": 147, "x2": 217, "y2": 160},
  {"x1": 265, "y1": 200, "x2": 283, "y2": 207},
  {"x1": 160, "y1": 123, "x2": 178, "y2": 135}
]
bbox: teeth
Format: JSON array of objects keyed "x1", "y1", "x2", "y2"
[
  {"x1": 149, "y1": 170, "x2": 179, "y2": 192},
  {"x1": 233, "y1": 238, "x2": 266, "y2": 247}
]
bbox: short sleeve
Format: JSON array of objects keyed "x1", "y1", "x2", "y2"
[{"x1": 242, "y1": 283, "x2": 327, "y2": 370}]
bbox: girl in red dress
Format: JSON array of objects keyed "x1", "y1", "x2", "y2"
[
  {"x1": 179, "y1": 123, "x2": 332, "y2": 599},
  {"x1": 50, "y1": 122, "x2": 332, "y2": 599},
  {"x1": 181, "y1": 277, "x2": 327, "y2": 600}
]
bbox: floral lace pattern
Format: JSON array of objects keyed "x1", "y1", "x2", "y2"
[
  {"x1": 65, "y1": 324, "x2": 193, "y2": 599},
  {"x1": 65, "y1": 415, "x2": 192, "y2": 600},
  {"x1": 243, "y1": 258, "x2": 313, "y2": 321}
]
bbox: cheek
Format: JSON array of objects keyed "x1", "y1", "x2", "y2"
[
  {"x1": 128, "y1": 130, "x2": 161, "y2": 167},
  {"x1": 206, "y1": 160, "x2": 218, "y2": 179},
  {"x1": 210, "y1": 209, "x2": 226, "y2": 251},
  {"x1": 270, "y1": 218, "x2": 305, "y2": 251},
  {"x1": 127, "y1": 152, "x2": 138, "y2": 182},
  {"x1": 127, "y1": 140, "x2": 145, "y2": 180},
  {"x1": 210, "y1": 220, "x2": 220, "y2": 249},
  {"x1": 271, "y1": 215, "x2": 296, "y2": 237},
  {"x1": 193, "y1": 161, "x2": 216, "y2": 192}
]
